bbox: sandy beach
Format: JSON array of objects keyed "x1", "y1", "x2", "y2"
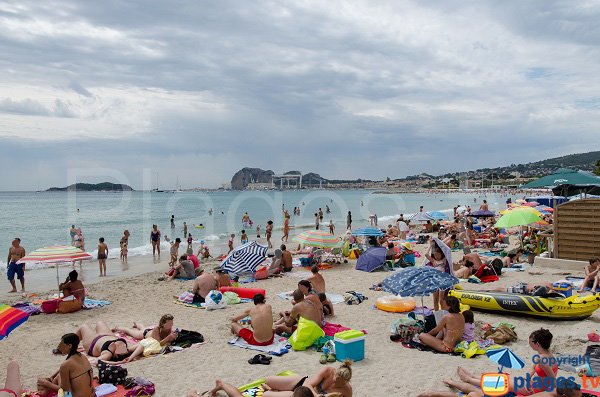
[{"x1": 0, "y1": 236, "x2": 593, "y2": 397}]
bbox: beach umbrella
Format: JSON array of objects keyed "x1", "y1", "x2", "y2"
[
  {"x1": 18, "y1": 246, "x2": 93, "y2": 291},
  {"x1": 535, "y1": 206, "x2": 553, "y2": 213},
  {"x1": 0, "y1": 304, "x2": 30, "y2": 341},
  {"x1": 486, "y1": 347, "x2": 525, "y2": 372},
  {"x1": 521, "y1": 168, "x2": 600, "y2": 189},
  {"x1": 293, "y1": 230, "x2": 340, "y2": 248},
  {"x1": 523, "y1": 202, "x2": 539, "y2": 207},
  {"x1": 220, "y1": 241, "x2": 267, "y2": 275},
  {"x1": 471, "y1": 210, "x2": 496, "y2": 218},
  {"x1": 426, "y1": 211, "x2": 449, "y2": 220},
  {"x1": 409, "y1": 212, "x2": 434, "y2": 223},
  {"x1": 456, "y1": 206, "x2": 467, "y2": 213},
  {"x1": 381, "y1": 266, "x2": 459, "y2": 297},
  {"x1": 494, "y1": 210, "x2": 541, "y2": 229},
  {"x1": 355, "y1": 246, "x2": 387, "y2": 272},
  {"x1": 352, "y1": 227, "x2": 385, "y2": 237}
]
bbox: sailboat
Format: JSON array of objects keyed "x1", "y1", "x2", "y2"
[{"x1": 152, "y1": 172, "x2": 164, "y2": 192}]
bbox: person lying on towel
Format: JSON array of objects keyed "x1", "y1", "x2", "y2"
[{"x1": 230, "y1": 294, "x2": 274, "y2": 346}]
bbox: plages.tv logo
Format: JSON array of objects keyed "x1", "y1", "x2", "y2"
[{"x1": 480, "y1": 373, "x2": 510, "y2": 396}]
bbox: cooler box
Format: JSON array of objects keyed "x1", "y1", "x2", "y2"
[
  {"x1": 334, "y1": 330, "x2": 365, "y2": 362},
  {"x1": 552, "y1": 281, "x2": 573, "y2": 297}
]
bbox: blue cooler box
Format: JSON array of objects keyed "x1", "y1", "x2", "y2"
[
  {"x1": 334, "y1": 330, "x2": 365, "y2": 362},
  {"x1": 553, "y1": 281, "x2": 573, "y2": 297}
]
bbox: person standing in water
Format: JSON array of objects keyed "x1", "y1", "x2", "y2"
[
  {"x1": 97, "y1": 238, "x2": 108, "y2": 277},
  {"x1": 150, "y1": 224, "x2": 161, "y2": 258},
  {"x1": 182, "y1": 222, "x2": 188, "y2": 238},
  {"x1": 120, "y1": 230, "x2": 129, "y2": 263},
  {"x1": 170, "y1": 215, "x2": 175, "y2": 231},
  {"x1": 266, "y1": 221, "x2": 273, "y2": 248},
  {"x1": 315, "y1": 213, "x2": 320, "y2": 230},
  {"x1": 282, "y1": 210, "x2": 290, "y2": 242},
  {"x1": 7, "y1": 238, "x2": 25, "y2": 293},
  {"x1": 346, "y1": 211, "x2": 352, "y2": 230}
]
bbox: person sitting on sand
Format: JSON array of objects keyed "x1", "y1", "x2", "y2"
[
  {"x1": 281, "y1": 245, "x2": 293, "y2": 272},
  {"x1": 579, "y1": 257, "x2": 600, "y2": 293},
  {"x1": 297, "y1": 280, "x2": 324, "y2": 323},
  {"x1": 112, "y1": 314, "x2": 178, "y2": 346},
  {"x1": 268, "y1": 249, "x2": 283, "y2": 276},
  {"x1": 188, "y1": 381, "x2": 314, "y2": 397},
  {"x1": 214, "y1": 268, "x2": 232, "y2": 288},
  {"x1": 454, "y1": 260, "x2": 475, "y2": 279},
  {"x1": 420, "y1": 328, "x2": 558, "y2": 397},
  {"x1": 42, "y1": 333, "x2": 95, "y2": 397},
  {"x1": 1, "y1": 360, "x2": 22, "y2": 397},
  {"x1": 273, "y1": 290, "x2": 322, "y2": 334},
  {"x1": 192, "y1": 269, "x2": 217, "y2": 304},
  {"x1": 306, "y1": 265, "x2": 326, "y2": 294},
  {"x1": 261, "y1": 360, "x2": 353, "y2": 397},
  {"x1": 318, "y1": 293, "x2": 334, "y2": 316},
  {"x1": 418, "y1": 295, "x2": 465, "y2": 353},
  {"x1": 75, "y1": 321, "x2": 143, "y2": 364},
  {"x1": 170, "y1": 255, "x2": 197, "y2": 280},
  {"x1": 230, "y1": 293, "x2": 274, "y2": 346},
  {"x1": 59, "y1": 270, "x2": 86, "y2": 304}
]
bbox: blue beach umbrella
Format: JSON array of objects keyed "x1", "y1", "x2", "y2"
[
  {"x1": 471, "y1": 210, "x2": 496, "y2": 218},
  {"x1": 426, "y1": 211, "x2": 449, "y2": 220},
  {"x1": 355, "y1": 246, "x2": 387, "y2": 272},
  {"x1": 220, "y1": 241, "x2": 267, "y2": 275},
  {"x1": 381, "y1": 266, "x2": 459, "y2": 297},
  {"x1": 486, "y1": 347, "x2": 525, "y2": 372},
  {"x1": 352, "y1": 227, "x2": 385, "y2": 237}
]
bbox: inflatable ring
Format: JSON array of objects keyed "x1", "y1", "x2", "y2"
[
  {"x1": 194, "y1": 225, "x2": 205, "y2": 229},
  {"x1": 375, "y1": 296, "x2": 416, "y2": 313}
]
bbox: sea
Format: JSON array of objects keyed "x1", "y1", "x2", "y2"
[{"x1": 0, "y1": 190, "x2": 517, "y2": 270}]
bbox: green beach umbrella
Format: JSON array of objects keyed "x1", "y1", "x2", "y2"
[
  {"x1": 521, "y1": 168, "x2": 600, "y2": 189},
  {"x1": 494, "y1": 209, "x2": 542, "y2": 229}
]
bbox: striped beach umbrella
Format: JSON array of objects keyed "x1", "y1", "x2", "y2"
[
  {"x1": 294, "y1": 230, "x2": 341, "y2": 248},
  {"x1": 18, "y1": 245, "x2": 93, "y2": 290},
  {"x1": 0, "y1": 304, "x2": 30, "y2": 341},
  {"x1": 351, "y1": 227, "x2": 385, "y2": 237},
  {"x1": 220, "y1": 241, "x2": 267, "y2": 275}
]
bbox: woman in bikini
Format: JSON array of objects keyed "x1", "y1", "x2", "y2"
[
  {"x1": 419, "y1": 328, "x2": 558, "y2": 397},
  {"x1": 187, "y1": 381, "x2": 314, "y2": 397},
  {"x1": 425, "y1": 238, "x2": 454, "y2": 311},
  {"x1": 0, "y1": 360, "x2": 21, "y2": 397},
  {"x1": 418, "y1": 295, "x2": 465, "y2": 353},
  {"x1": 76, "y1": 321, "x2": 143, "y2": 364},
  {"x1": 150, "y1": 225, "x2": 161, "y2": 258},
  {"x1": 112, "y1": 314, "x2": 178, "y2": 346},
  {"x1": 38, "y1": 334, "x2": 96, "y2": 397},
  {"x1": 261, "y1": 360, "x2": 353, "y2": 397}
]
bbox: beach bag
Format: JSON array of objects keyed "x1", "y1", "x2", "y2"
[
  {"x1": 98, "y1": 360, "x2": 128, "y2": 385},
  {"x1": 58, "y1": 296, "x2": 82, "y2": 314},
  {"x1": 289, "y1": 317, "x2": 325, "y2": 351},
  {"x1": 223, "y1": 291, "x2": 241, "y2": 305},
  {"x1": 124, "y1": 378, "x2": 155, "y2": 397},
  {"x1": 484, "y1": 325, "x2": 517, "y2": 345},
  {"x1": 41, "y1": 299, "x2": 60, "y2": 314},
  {"x1": 344, "y1": 291, "x2": 367, "y2": 305},
  {"x1": 391, "y1": 317, "x2": 425, "y2": 342},
  {"x1": 174, "y1": 329, "x2": 204, "y2": 347},
  {"x1": 177, "y1": 291, "x2": 194, "y2": 304},
  {"x1": 204, "y1": 290, "x2": 227, "y2": 310},
  {"x1": 140, "y1": 338, "x2": 162, "y2": 357}
]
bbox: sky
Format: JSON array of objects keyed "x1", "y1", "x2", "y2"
[{"x1": 1, "y1": 0, "x2": 600, "y2": 190}]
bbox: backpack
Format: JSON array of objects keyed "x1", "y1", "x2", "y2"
[
  {"x1": 174, "y1": 329, "x2": 204, "y2": 347},
  {"x1": 390, "y1": 317, "x2": 425, "y2": 342}
]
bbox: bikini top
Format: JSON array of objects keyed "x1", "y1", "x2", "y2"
[{"x1": 101, "y1": 338, "x2": 131, "y2": 361}]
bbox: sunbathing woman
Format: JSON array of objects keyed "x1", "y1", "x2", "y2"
[
  {"x1": 76, "y1": 321, "x2": 143, "y2": 364},
  {"x1": 59, "y1": 333, "x2": 95, "y2": 397},
  {"x1": 0, "y1": 360, "x2": 21, "y2": 397},
  {"x1": 112, "y1": 314, "x2": 178, "y2": 346},
  {"x1": 261, "y1": 360, "x2": 353, "y2": 397},
  {"x1": 187, "y1": 381, "x2": 313, "y2": 397},
  {"x1": 418, "y1": 295, "x2": 464, "y2": 353}
]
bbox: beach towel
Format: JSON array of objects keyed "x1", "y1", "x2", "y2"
[
  {"x1": 174, "y1": 298, "x2": 251, "y2": 309},
  {"x1": 322, "y1": 322, "x2": 351, "y2": 337},
  {"x1": 82, "y1": 299, "x2": 112, "y2": 309},
  {"x1": 228, "y1": 335, "x2": 290, "y2": 356},
  {"x1": 11, "y1": 302, "x2": 41, "y2": 315},
  {"x1": 92, "y1": 380, "x2": 128, "y2": 397},
  {"x1": 277, "y1": 291, "x2": 345, "y2": 305}
]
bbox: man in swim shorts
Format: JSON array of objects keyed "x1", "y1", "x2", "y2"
[
  {"x1": 230, "y1": 294, "x2": 274, "y2": 346},
  {"x1": 7, "y1": 238, "x2": 25, "y2": 293},
  {"x1": 191, "y1": 268, "x2": 217, "y2": 304}
]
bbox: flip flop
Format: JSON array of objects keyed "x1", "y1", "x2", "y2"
[
  {"x1": 319, "y1": 354, "x2": 327, "y2": 364},
  {"x1": 257, "y1": 354, "x2": 272, "y2": 362},
  {"x1": 248, "y1": 354, "x2": 262, "y2": 365},
  {"x1": 327, "y1": 353, "x2": 336, "y2": 362}
]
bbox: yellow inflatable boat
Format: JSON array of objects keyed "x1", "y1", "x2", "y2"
[{"x1": 449, "y1": 290, "x2": 600, "y2": 320}]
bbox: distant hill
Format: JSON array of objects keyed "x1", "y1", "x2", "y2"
[{"x1": 47, "y1": 182, "x2": 134, "y2": 192}]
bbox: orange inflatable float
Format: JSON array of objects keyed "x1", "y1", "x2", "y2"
[{"x1": 375, "y1": 296, "x2": 417, "y2": 313}]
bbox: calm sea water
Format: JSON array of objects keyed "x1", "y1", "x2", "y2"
[{"x1": 0, "y1": 190, "x2": 514, "y2": 269}]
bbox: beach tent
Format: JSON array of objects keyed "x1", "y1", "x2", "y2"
[
  {"x1": 17, "y1": 246, "x2": 92, "y2": 291},
  {"x1": 220, "y1": 241, "x2": 267, "y2": 275},
  {"x1": 521, "y1": 169, "x2": 600, "y2": 197},
  {"x1": 355, "y1": 246, "x2": 387, "y2": 272}
]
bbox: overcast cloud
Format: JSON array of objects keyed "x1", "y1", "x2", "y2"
[{"x1": 1, "y1": 0, "x2": 599, "y2": 190}]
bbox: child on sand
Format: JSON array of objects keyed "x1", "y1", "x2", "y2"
[
  {"x1": 228, "y1": 234, "x2": 235, "y2": 253},
  {"x1": 97, "y1": 238, "x2": 108, "y2": 277},
  {"x1": 462, "y1": 310, "x2": 475, "y2": 342},
  {"x1": 329, "y1": 220, "x2": 335, "y2": 234}
]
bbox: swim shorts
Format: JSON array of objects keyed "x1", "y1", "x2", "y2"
[
  {"x1": 238, "y1": 328, "x2": 274, "y2": 346},
  {"x1": 7, "y1": 262, "x2": 24, "y2": 280},
  {"x1": 98, "y1": 253, "x2": 107, "y2": 260}
]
